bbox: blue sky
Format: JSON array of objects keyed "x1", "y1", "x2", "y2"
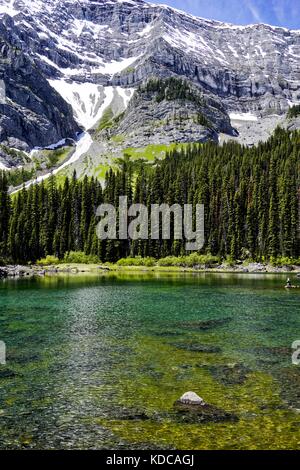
[{"x1": 150, "y1": 0, "x2": 300, "y2": 29}]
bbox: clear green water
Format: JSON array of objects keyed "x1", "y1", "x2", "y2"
[{"x1": 0, "y1": 273, "x2": 300, "y2": 450}]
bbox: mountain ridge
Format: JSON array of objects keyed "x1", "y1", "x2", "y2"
[{"x1": 0, "y1": 0, "x2": 300, "y2": 175}]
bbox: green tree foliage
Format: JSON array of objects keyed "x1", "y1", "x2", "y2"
[
  {"x1": 0, "y1": 171, "x2": 10, "y2": 257},
  {"x1": 287, "y1": 104, "x2": 300, "y2": 119},
  {"x1": 0, "y1": 128, "x2": 299, "y2": 264},
  {"x1": 140, "y1": 77, "x2": 204, "y2": 107}
]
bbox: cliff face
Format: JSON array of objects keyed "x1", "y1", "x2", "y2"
[
  {"x1": 0, "y1": 0, "x2": 300, "y2": 160},
  {"x1": 96, "y1": 78, "x2": 236, "y2": 148},
  {"x1": 0, "y1": 20, "x2": 81, "y2": 150},
  {"x1": 1, "y1": 0, "x2": 299, "y2": 114}
]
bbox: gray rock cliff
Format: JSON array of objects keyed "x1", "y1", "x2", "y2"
[{"x1": 0, "y1": 0, "x2": 299, "y2": 164}]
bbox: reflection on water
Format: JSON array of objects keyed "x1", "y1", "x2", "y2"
[{"x1": 0, "y1": 272, "x2": 300, "y2": 449}]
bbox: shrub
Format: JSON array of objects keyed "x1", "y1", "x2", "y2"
[
  {"x1": 287, "y1": 105, "x2": 300, "y2": 119},
  {"x1": 224, "y1": 256, "x2": 236, "y2": 267},
  {"x1": 62, "y1": 251, "x2": 100, "y2": 264},
  {"x1": 196, "y1": 113, "x2": 213, "y2": 128},
  {"x1": 269, "y1": 256, "x2": 299, "y2": 267},
  {"x1": 97, "y1": 107, "x2": 114, "y2": 131},
  {"x1": 7, "y1": 167, "x2": 35, "y2": 187},
  {"x1": 157, "y1": 256, "x2": 180, "y2": 267},
  {"x1": 37, "y1": 255, "x2": 60, "y2": 266},
  {"x1": 143, "y1": 257, "x2": 156, "y2": 267},
  {"x1": 0, "y1": 256, "x2": 12, "y2": 266},
  {"x1": 116, "y1": 257, "x2": 156, "y2": 267},
  {"x1": 158, "y1": 254, "x2": 219, "y2": 268},
  {"x1": 141, "y1": 77, "x2": 204, "y2": 107}
]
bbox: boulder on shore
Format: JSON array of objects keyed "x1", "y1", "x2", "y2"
[{"x1": 0, "y1": 265, "x2": 34, "y2": 277}]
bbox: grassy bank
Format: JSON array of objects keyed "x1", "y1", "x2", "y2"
[
  {"x1": 28, "y1": 262, "x2": 300, "y2": 276},
  {"x1": 3, "y1": 253, "x2": 300, "y2": 277}
]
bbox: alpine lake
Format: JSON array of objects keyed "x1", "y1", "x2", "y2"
[{"x1": 0, "y1": 272, "x2": 300, "y2": 450}]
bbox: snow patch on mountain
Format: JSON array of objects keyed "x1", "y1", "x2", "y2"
[
  {"x1": 230, "y1": 112, "x2": 258, "y2": 122},
  {"x1": 13, "y1": 132, "x2": 93, "y2": 193},
  {"x1": 49, "y1": 81, "x2": 113, "y2": 130},
  {"x1": 0, "y1": 0, "x2": 18, "y2": 16},
  {"x1": 41, "y1": 54, "x2": 141, "y2": 79},
  {"x1": 49, "y1": 80, "x2": 135, "y2": 130},
  {"x1": 54, "y1": 132, "x2": 93, "y2": 173},
  {"x1": 137, "y1": 23, "x2": 154, "y2": 37},
  {"x1": 0, "y1": 160, "x2": 9, "y2": 170},
  {"x1": 89, "y1": 56, "x2": 141, "y2": 77},
  {"x1": 2, "y1": 0, "x2": 300, "y2": 173}
]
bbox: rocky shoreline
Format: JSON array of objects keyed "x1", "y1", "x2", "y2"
[
  {"x1": 211, "y1": 262, "x2": 300, "y2": 274},
  {"x1": 0, "y1": 265, "x2": 46, "y2": 278},
  {"x1": 0, "y1": 265, "x2": 109, "y2": 278},
  {"x1": 0, "y1": 262, "x2": 300, "y2": 279}
]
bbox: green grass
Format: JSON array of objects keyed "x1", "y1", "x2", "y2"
[
  {"x1": 287, "y1": 104, "x2": 300, "y2": 119},
  {"x1": 123, "y1": 143, "x2": 190, "y2": 162},
  {"x1": 92, "y1": 143, "x2": 195, "y2": 181},
  {"x1": 8, "y1": 146, "x2": 73, "y2": 188},
  {"x1": 93, "y1": 163, "x2": 112, "y2": 180},
  {"x1": 123, "y1": 66, "x2": 135, "y2": 74},
  {"x1": 97, "y1": 107, "x2": 114, "y2": 131},
  {"x1": 44, "y1": 146, "x2": 73, "y2": 169},
  {"x1": 110, "y1": 135, "x2": 125, "y2": 144},
  {"x1": 37, "y1": 252, "x2": 101, "y2": 266},
  {"x1": 53, "y1": 173, "x2": 68, "y2": 188}
]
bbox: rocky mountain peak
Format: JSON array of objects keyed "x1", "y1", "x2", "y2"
[
  {"x1": 1, "y1": 0, "x2": 298, "y2": 113},
  {"x1": 1, "y1": 0, "x2": 300, "y2": 170}
]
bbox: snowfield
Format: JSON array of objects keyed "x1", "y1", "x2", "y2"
[
  {"x1": 229, "y1": 112, "x2": 258, "y2": 122},
  {"x1": 49, "y1": 80, "x2": 135, "y2": 130},
  {"x1": 0, "y1": 160, "x2": 9, "y2": 170},
  {"x1": 11, "y1": 132, "x2": 93, "y2": 192}
]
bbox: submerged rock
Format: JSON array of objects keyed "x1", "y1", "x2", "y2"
[
  {"x1": 245, "y1": 346, "x2": 293, "y2": 370},
  {"x1": 8, "y1": 353, "x2": 41, "y2": 365},
  {"x1": 252, "y1": 346, "x2": 293, "y2": 357},
  {"x1": 120, "y1": 441, "x2": 175, "y2": 451},
  {"x1": 0, "y1": 368, "x2": 19, "y2": 379},
  {"x1": 110, "y1": 407, "x2": 150, "y2": 421},
  {"x1": 154, "y1": 331, "x2": 183, "y2": 338},
  {"x1": 173, "y1": 394, "x2": 238, "y2": 424},
  {"x1": 140, "y1": 365, "x2": 163, "y2": 380},
  {"x1": 198, "y1": 363, "x2": 251, "y2": 386},
  {"x1": 173, "y1": 397, "x2": 238, "y2": 424},
  {"x1": 274, "y1": 367, "x2": 300, "y2": 408},
  {"x1": 178, "y1": 318, "x2": 232, "y2": 331},
  {"x1": 171, "y1": 343, "x2": 221, "y2": 353}
]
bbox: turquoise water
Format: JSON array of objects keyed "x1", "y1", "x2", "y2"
[{"x1": 0, "y1": 273, "x2": 300, "y2": 449}]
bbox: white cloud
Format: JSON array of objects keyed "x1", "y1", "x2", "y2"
[{"x1": 245, "y1": 0, "x2": 264, "y2": 23}]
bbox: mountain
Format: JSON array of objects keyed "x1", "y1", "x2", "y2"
[
  {"x1": 0, "y1": 15, "x2": 81, "y2": 154},
  {"x1": 0, "y1": 0, "x2": 300, "y2": 174}
]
